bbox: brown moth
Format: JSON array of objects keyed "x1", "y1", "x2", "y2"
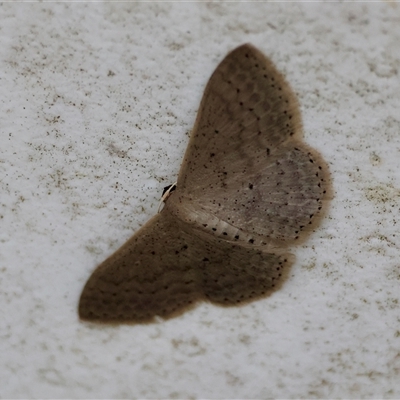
[{"x1": 79, "y1": 44, "x2": 331, "y2": 324}]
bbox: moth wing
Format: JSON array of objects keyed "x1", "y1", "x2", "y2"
[
  {"x1": 201, "y1": 246, "x2": 293, "y2": 306},
  {"x1": 175, "y1": 43, "x2": 330, "y2": 244},
  {"x1": 195, "y1": 142, "x2": 331, "y2": 245},
  {"x1": 79, "y1": 211, "x2": 201, "y2": 323},
  {"x1": 178, "y1": 43, "x2": 303, "y2": 193},
  {"x1": 79, "y1": 208, "x2": 292, "y2": 323}
]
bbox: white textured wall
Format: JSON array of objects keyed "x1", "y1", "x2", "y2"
[{"x1": 1, "y1": 3, "x2": 400, "y2": 398}]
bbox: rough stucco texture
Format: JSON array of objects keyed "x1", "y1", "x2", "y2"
[{"x1": 1, "y1": 3, "x2": 400, "y2": 399}]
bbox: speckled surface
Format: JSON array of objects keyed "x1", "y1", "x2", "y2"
[{"x1": 1, "y1": 3, "x2": 400, "y2": 398}]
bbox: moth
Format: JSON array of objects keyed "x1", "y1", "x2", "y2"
[{"x1": 79, "y1": 44, "x2": 331, "y2": 323}]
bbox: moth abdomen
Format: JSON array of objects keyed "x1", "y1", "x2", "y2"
[{"x1": 165, "y1": 195, "x2": 268, "y2": 246}]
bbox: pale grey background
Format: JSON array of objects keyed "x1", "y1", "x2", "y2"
[{"x1": 1, "y1": 2, "x2": 400, "y2": 398}]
